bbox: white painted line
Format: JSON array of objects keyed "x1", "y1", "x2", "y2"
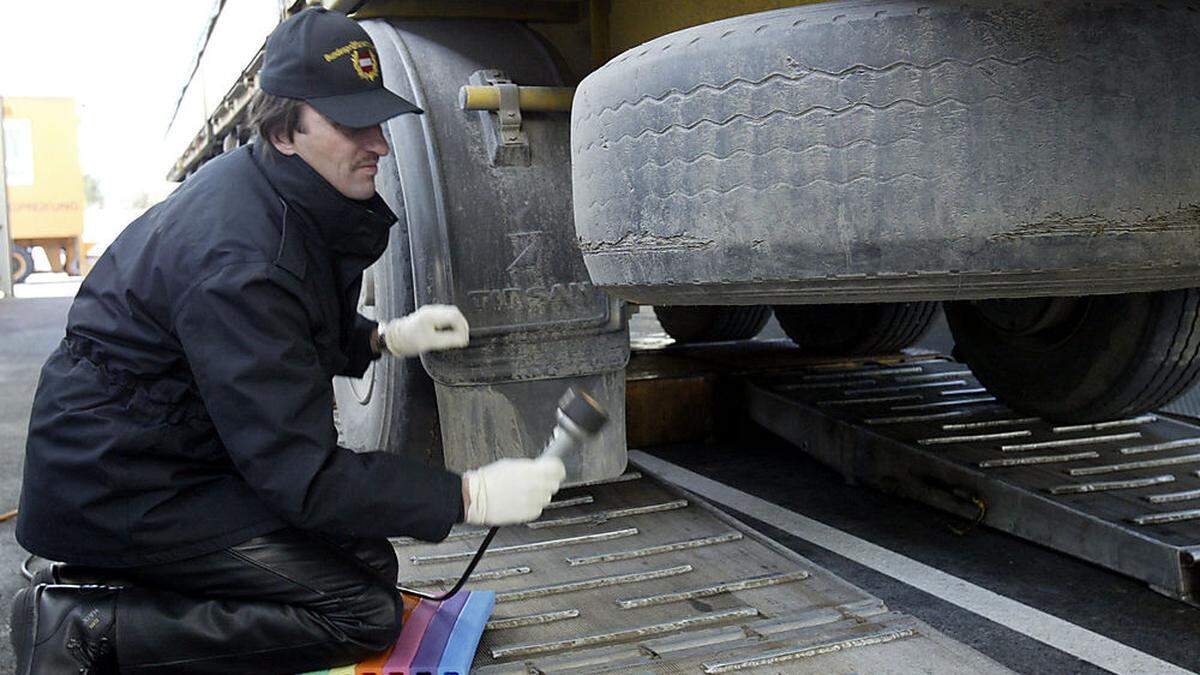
[{"x1": 630, "y1": 451, "x2": 1192, "y2": 675}]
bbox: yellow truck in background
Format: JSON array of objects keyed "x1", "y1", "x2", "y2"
[{"x1": 2, "y1": 96, "x2": 87, "y2": 283}]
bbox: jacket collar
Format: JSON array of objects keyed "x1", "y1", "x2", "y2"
[{"x1": 251, "y1": 141, "x2": 395, "y2": 264}]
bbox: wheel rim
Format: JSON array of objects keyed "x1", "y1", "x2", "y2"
[
  {"x1": 348, "y1": 267, "x2": 378, "y2": 404},
  {"x1": 970, "y1": 297, "x2": 1089, "y2": 348}
]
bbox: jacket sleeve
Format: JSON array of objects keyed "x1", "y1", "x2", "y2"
[
  {"x1": 341, "y1": 313, "x2": 382, "y2": 378},
  {"x1": 173, "y1": 262, "x2": 463, "y2": 541}
]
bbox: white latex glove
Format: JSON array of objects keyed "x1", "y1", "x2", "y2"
[
  {"x1": 381, "y1": 305, "x2": 470, "y2": 357},
  {"x1": 462, "y1": 457, "x2": 566, "y2": 526}
]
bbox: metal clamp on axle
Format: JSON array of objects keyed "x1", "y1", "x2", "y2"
[{"x1": 460, "y1": 70, "x2": 574, "y2": 167}]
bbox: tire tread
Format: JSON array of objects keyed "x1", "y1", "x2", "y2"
[
  {"x1": 775, "y1": 302, "x2": 938, "y2": 355},
  {"x1": 946, "y1": 289, "x2": 1200, "y2": 422},
  {"x1": 1126, "y1": 289, "x2": 1200, "y2": 416},
  {"x1": 654, "y1": 305, "x2": 772, "y2": 343}
]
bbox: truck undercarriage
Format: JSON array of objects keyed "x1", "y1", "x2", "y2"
[{"x1": 164, "y1": 1, "x2": 1200, "y2": 669}]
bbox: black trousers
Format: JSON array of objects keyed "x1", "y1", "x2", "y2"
[{"x1": 102, "y1": 529, "x2": 403, "y2": 674}]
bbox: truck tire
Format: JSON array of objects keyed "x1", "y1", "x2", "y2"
[
  {"x1": 774, "y1": 302, "x2": 938, "y2": 355},
  {"x1": 10, "y1": 246, "x2": 33, "y2": 284},
  {"x1": 654, "y1": 305, "x2": 771, "y2": 343},
  {"x1": 571, "y1": 2, "x2": 1200, "y2": 305},
  {"x1": 332, "y1": 146, "x2": 442, "y2": 462},
  {"x1": 944, "y1": 290, "x2": 1200, "y2": 422}
]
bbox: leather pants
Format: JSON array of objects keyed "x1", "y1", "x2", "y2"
[{"x1": 104, "y1": 529, "x2": 403, "y2": 674}]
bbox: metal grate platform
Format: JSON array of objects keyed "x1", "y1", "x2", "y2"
[
  {"x1": 391, "y1": 469, "x2": 1008, "y2": 673},
  {"x1": 746, "y1": 357, "x2": 1200, "y2": 604}
]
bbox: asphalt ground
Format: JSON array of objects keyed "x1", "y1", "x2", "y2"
[
  {"x1": 1, "y1": 299, "x2": 1198, "y2": 673},
  {"x1": 0, "y1": 297, "x2": 71, "y2": 673}
]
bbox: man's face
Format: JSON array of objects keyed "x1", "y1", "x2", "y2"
[{"x1": 271, "y1": 103, "x2": 390, "y2": 200}]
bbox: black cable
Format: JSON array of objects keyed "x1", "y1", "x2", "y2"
[
  {"x1": 21, "y1": 553, "x2": 39, "y2": 581},
  {"x1": 396, "y1": 526, "x2": 499, "y2": 601}
]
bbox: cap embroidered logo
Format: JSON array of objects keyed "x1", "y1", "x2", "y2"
[
  {"x1": 323, "y1": 39, "x2": 378, "y2": 82},
  {"x1": 353, "y1": 47, "x2": 378, "y2": 82}
]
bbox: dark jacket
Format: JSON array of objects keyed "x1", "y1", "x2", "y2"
[{"x1": 17, "y1": 143, "x2": 463, "y2": 567}]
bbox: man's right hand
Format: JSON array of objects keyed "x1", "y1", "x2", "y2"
[
  {"x1": 461, "y1": 457, "x2": 566, "y2": 526},
  {"x1": 380, "y1": 305, "x2": 470, "y2": 357}
]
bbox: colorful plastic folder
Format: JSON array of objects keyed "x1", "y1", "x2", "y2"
[{"x1": 299, "y1": 590, "x2": 495, "y2": 675}]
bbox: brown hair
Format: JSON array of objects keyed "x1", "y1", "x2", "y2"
[{"x1": 247, "y1": 89, "x2": 306, "y2": 150}]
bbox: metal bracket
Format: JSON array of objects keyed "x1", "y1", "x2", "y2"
[
  {"x1": 468, "y1": 70, "x2": 531, "y2": 167},
  {"x1": 496, "y1": 82, "x2": 523, "y2": 144}
]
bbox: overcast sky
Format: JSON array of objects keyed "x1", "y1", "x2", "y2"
[{"x1": 0, "y1": 0, "x2": 219, "y2": 205}]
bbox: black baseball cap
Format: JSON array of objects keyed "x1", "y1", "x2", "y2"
[{"x1": 259, "y1": 7, "x2": 422, "y2": 127}]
